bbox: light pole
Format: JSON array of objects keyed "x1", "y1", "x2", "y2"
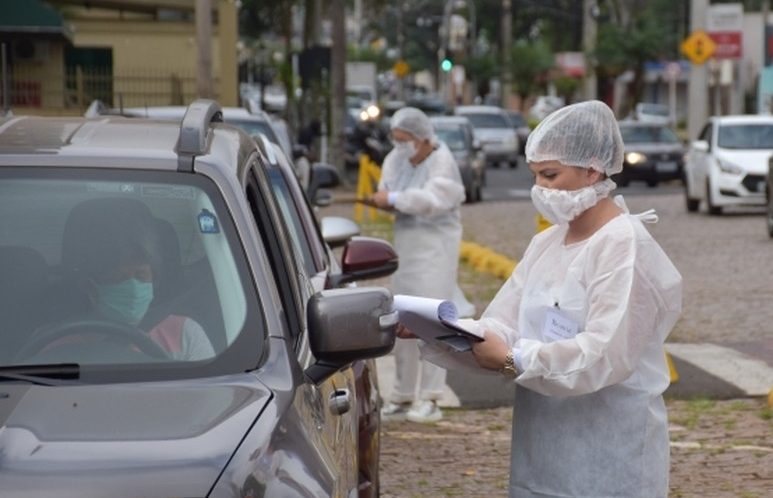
[{"x1": 501, "y1": 0, "x2": 512, "y2": 108}]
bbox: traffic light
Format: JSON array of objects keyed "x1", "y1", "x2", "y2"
[{"x1": 441, "y1": 57, "x2": 453, "y2": 72}]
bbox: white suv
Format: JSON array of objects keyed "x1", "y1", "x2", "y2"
[
  {"x1": 684, "y1": 115, "x2": 773, "y2": 215},
  {"x1": 454, "y1": 105, "x2": 520, "y2": 168}
]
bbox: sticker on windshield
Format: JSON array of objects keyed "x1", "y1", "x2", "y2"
[
  {"x1": 87, "y1": 182, "x2": 136, "y2": 194},
  {"x1": 198, "y1": 209, "x2": 220, "y2": 234}
]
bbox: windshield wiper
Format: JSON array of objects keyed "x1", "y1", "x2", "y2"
[{"x1": 0, "y1": 363, "x2": 80, "y2": 386}]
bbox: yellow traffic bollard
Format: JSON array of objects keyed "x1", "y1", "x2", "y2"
[
  {"x1": 666, "y1": 352, "x2": 679, "y2": 383},
  {"x1": 354, "y1": 153, "x2": 392, "y2": 223},
  {"x1": 536, "y1": 213, "x2": 551, "y2": 233}
]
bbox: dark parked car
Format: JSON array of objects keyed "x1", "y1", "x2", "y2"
[
  {"x1": 506, "y1": 110, "x2": 531, "y2": 155},
  {"x1": 615, "y1": 122, "x2": 685, "y2": 187},
  {"x1": 767, "y1": 155, "x2": 773, "y2": 238},
  {"x1": 0, "y1": 100, "x2": 398, "y2": 497},
  {"x1": 431, "y1": 115, "x2": 486, "y2": 203}
]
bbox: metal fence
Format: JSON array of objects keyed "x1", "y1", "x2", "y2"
[{"x1": 1, "y1": 66, "x2": 215, "y2": 112}]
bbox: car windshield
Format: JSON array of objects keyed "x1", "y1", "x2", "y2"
[
  {"x1": 620, "y1": 126, "x2": 680, "y2": 144},
  {"x1": 0, "y1": 169, "x2": 261, "y2": 380},
  {"x1": 435, "y1": 126, "x2": 468, "y2": 151},
  {"x1": 717, "y1": 124, "x2": 773, "y2": 149},
  {"x1": 460, "y1": 112, "x2": 509, "y2": 129},
  {"x1": 508, "y1": 113, "x2": 526, "y2": 127}
]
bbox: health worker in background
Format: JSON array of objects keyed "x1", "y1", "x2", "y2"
[{"x1": 368, "y1": 106, "x2": 468, "y2": 423}]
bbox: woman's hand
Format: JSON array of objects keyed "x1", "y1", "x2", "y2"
[
  {"x1": 471, "y1": 331, "x2": 510, "y2": 371},
  {"x1": 370, "y1": 190, "x2": 392, "y2": 210},
  {"x1": 396, "y1": 323, "x2": 417, "y2": 339}
]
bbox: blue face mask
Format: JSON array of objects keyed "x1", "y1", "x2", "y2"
[{"x1": 95, "y1": 278, "x2": 154, "y2": 326}]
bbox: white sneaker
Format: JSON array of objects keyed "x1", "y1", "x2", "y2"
[
  {"x1": 406, "y1": 400, "x2": 442, "y2": 423},
  {"x1": 381, "y1": 401, "x2": 412, "y2": 421}
]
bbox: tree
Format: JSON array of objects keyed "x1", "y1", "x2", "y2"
[
  {"x1": 595, "y1": 0, "x2": 687, "y2": 115},
  {"x1": 510, "y1": 39, "x2": 554, "y2": 102}
]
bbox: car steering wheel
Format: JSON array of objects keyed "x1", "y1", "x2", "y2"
[{"x1": 15, "y1": 319, "x2": 170, "y2": 362}]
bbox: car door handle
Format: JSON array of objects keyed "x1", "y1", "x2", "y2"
[{"x1": 329, "y1": 388, "x2": 351, "y2": 416}]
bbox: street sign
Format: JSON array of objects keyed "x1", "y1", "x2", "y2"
[
  {"x1": 681, "y1": 30, "x2": 716, "y2": 65},
  {"x1": 393, "y1": 59, "x2": 410, "y2": 78},
  {"x1": 707, "y1": 3, "x2": 743, "y2": 60}
]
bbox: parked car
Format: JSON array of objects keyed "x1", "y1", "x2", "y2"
[
  {"x1": 0, "y1": 100, "x2": 398, "y2": 497},
  {"x1": 506, "y1": 110, "x2": 531, "y2": 155},
  {"x1": 430, "y1": 115, "x2": 486, "y2": 203},
  {"x1": 684, "y1": 115, "x2": 773, "y2": 215},
  {"x1": 633, "y1": 102, "x2": 671, "y2": 125},
  {"x1": 454, "y1": 105, "x2": 519, "y2": 168},
  {"x1": 614, "y1": 122, "x2": 685, "y2": 187},
  {"x1": 767, "y1": 156, "x2": 773, "y2": 238}
]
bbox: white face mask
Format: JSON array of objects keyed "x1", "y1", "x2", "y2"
[
  {"x1": 392, "y1": 140, "x2": 417, "y2": 159},
  {"x1": 530, "y1": 180, "x2": 613, "y2": 225}
]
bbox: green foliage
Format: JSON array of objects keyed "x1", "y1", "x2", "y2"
[
  {"x1": 553, "y1": 75, "x2": 580, "y2": 102},
  {"x1": 347, "y1": 45, "x2": 391, "y2": 72},
  {"x1": 510, "y1": 39, "x2": 554, "y2": 100}
]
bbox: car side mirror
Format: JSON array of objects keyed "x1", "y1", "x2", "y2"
[
  {"x1": 329, "y1": 236, "x2": 398, "y2": 287},
  {"x1": 692, "y1": 140, "x2": 709, "y2": 152},
  {"x1": 305, "y1": 286, "x2": 397, "y2": 383},
  {"x1": 307, "y1": 162, "x2": 340, "y2": 205},
  {"x1": 321, "y1": 216, "x2": 360, "y2": 248}
]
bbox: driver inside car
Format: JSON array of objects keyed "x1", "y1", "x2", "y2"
[{"x1": 28, "y1": 198, "x2": 215, "y2": 362}]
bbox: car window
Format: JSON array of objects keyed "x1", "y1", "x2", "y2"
[
  {"x1": 508, "y1": 113, "x2": 526, "y2": 127},
  {"x1": 0, "y1": 169, "x2": 261, "y2": 377},
  {"x1": 699, "y1": 124, "x2": 712, "y2": 144},
  {"x1": 227, "y1": 118, "x2": 280, "y2": 145},
  {"x1": 435, "y1": 126, "x2": 468, "y2": 151},
  {"x1": 459, "y1": 112, "x2": 510, "y2": 129},
  {"x1": 620, "y1": 126, "x2": 679, "y2": 144},
  {"x1": 717, "y1": 124, "x2": 773, "y2": 149}
]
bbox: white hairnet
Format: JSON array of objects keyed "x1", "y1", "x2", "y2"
[
  {"x1": 390, "y1": 107, "x2": 435, "y2": 141},
  {"x1": 525, "y1": 100, "x2": 624, "y2": 176}
]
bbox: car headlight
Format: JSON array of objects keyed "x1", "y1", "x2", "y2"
[
  {"x1": 717, "y1": 158, "x2": 743, "y2": 175},
  {"x1": 366, "y1": 104, "x2": 380, "y2": 119},
  {"x1": 625, "y1": 152, "x2": 647, "y2": 165},
  {"x1": 359, "y1": 110, "x2": 370, "y2": 122}
]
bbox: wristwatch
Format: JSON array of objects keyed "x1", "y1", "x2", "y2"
[{"x1": 500, "y1": 349, "x2": 518, "y2": 378}]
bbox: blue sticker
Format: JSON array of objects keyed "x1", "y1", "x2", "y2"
[{"x1": 198, "y1": 209, "x2": 220, "y2": 234}]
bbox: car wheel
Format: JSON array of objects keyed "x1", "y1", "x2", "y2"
[
  {"x1": 685, "y1": 190, "x2": 700, "y2": 213},
  {"x1": 706, "y1": 180, "x2": 722, "y2": 215},
  {"x1": 509, "y1": 160, "x2": 518, "y2": 169},
  {"x1": 646, "y1": 180, "x2": 658, "y2": 188}
]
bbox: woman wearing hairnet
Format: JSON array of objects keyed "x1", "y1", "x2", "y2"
[
  {"x1": 368, "y1": 106, "x2": 467, "y2": 423},
  {"x1": 465, "y1": 100, "x2": 682, "y2": 496}
]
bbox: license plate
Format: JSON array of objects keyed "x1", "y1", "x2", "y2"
[{"x1": 656, "y1": 161, "x2": 677, "y2": 172}]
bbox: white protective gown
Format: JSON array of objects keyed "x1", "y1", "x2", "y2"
[
  {"x1": 475, "y1": 199, "x2": 682, "y2": 497},
  {"x1": 379, "y1": 143, "x2": 466, "y2": 401},
  {"x1": 379, "y1": 142, "x2": 465, "y2": 300}
]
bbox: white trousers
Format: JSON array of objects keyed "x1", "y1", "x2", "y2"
[{"x1": 389, "y1": 338, "x2": 447, "y2": 403}]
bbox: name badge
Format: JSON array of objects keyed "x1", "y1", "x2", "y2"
[{"x1": 542, "y1": 308, "x2": 580, "y2": 342}]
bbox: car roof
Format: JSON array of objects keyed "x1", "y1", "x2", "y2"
[
  {"x1": 124, "y1": 106, "x2": 271, "y2": 122},
  {"x1": 454, "y1": 105, "x2": 504, "y2": 114},
  {"x1": 618, "y1": 121, "x2": 671, "y2": 128},
  {"x1": 0, "y1": 112, "x2": 253, "y2": 174},
  {"x1": 710, "y1": 115, "x2": 773, "y2": 125},
  {"x1": 429, "y1": 116, "x2": 470, "y2": 126}
]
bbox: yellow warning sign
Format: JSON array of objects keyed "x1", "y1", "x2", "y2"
[
  {"x1": 681, "y1": 30, "x2": 716, "y2": 65},
  {"x1": 393, "y1": 59, "x2": 410, "y2": 78}
]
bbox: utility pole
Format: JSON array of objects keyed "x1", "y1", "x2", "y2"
[
  {"x1": 688, "y1": 0, "x2": 709, "y2": 141},
  {"x1": 582, "y1": 0, "x2": 597, "y2": 101},
  {"x1": 195, "y1": 0, "x2": 214, "y2": 99},
  {"x1": 330, "y1": 0, "x2": 346, "y2": 179},
  {"x1": 501, "y1": 0, "x2": 512, "y2": 108}
]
